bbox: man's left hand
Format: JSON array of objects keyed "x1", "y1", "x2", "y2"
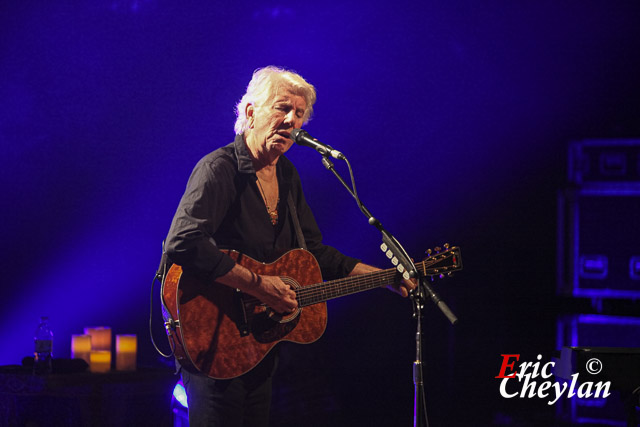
[{"x1": 387, "y1": 277, "x2": 417, "y2": 298}]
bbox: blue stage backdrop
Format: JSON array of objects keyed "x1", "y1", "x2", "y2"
[{"x1": 1, "y1": 1, "x2": 639, "y2": 425}]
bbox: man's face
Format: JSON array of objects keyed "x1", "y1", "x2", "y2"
[{"x1": 249, "y1": 89, "x2": 307, "y2": 157}]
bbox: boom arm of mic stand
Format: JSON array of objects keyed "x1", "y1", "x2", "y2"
[
  {"x1": 319, "y1": 155, "x2": 458, "y2": 325},
  {"x1": 418, "y1": 277, "x2": 458, "y2": 325}
]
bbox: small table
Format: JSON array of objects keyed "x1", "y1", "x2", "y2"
[{"x1": 0, "y1": 365, "x2": 177, "y2": 426}]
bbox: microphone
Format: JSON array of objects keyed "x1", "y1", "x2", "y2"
[{"x1": 291, "y1": 129, "x2": 345, "y2": 160}]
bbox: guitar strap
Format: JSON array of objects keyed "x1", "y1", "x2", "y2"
[{"x1": 287, "y1": 192, "x2": 307, "y2": 250}]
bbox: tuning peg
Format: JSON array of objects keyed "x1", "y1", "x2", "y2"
[
  {"x1": 425, "y1": 248, "x2": 432, "y2": 256},
  {"x1": 444, "y1": 243, "x2": 450, "y2": 250},
  {"x1": 439, "y1": 274, "x2": 445, "y2": 279},
  {"x1": 434, "y1": 246, "x2": 442, "y2": 253}
]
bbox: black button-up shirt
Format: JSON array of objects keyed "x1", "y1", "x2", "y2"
[{"x1": 165, "y1": 134, "x2": 359, "y2": 282}]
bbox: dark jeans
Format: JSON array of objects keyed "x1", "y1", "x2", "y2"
[{"x1": 181, "y1": 351, "x2": 278, "y2": 427}]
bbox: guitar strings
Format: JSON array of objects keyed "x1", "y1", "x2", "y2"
[
  {"x1": 297, "y1": 253, "x2": 457, "y2": 306},
  {"x1": 296, "y1": 270, "x2": 396, "y2": 305},
  {"x1": 240, "y1": 252, "x2": 458, "y2": 308}
]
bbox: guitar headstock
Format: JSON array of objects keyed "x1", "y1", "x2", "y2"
[{"x1": 419, "y1": 243, "x2": 462, "y2": 278}]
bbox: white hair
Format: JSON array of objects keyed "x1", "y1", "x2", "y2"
[{"x1": 234, "y1": 66, "x2": 317, "y2": 135}]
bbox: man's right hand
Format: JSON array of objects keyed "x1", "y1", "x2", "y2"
[
  {"x1": 254, "y1": 275, "x2": 298, "y2": 314},
  {"x1": 215, "y1": 263, "x2": 298, "y2": 315}
]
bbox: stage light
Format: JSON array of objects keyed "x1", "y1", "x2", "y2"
[
  {"x1": 171, "y1": 379, "x2": 189, "y2": 426},
  {"x1": 630, "y1": 256, "x2": 640, "y2": 280},
  {"x1": 172, "y1": 379, "x2": 188, "y2": 408}
]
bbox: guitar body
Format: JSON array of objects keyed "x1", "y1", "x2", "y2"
[
  {"x1": 161, "y1": 243, "x2": 462, "y2": 379},
  {"x1": 162, "y1": 248, "x2": 327, "y2": 380}
]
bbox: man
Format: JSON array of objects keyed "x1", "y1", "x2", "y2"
[{"x1": 164, "y1": 66, "x2": 414, "y2": 426}]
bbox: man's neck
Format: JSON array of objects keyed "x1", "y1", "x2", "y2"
[{"x1": 245, "y1": 132, "x2": 279, "y2": 171}]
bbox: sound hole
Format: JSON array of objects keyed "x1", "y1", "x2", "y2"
[{"x1": 246, "y1": 277, "x2": 303, "y2": 343}]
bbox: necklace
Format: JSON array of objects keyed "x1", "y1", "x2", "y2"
[{"x1": 256, "y1": 176, "x2": 279, "y2": 226}]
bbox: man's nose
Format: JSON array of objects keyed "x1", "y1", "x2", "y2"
[{"x1": 283, "y1": 110, "x2": 297, "y2": 126}]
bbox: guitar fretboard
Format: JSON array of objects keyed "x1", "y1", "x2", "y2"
[
  {"x1": 296, "y1": 268, "x2": 398, "y2": 307},
  {"x1": 294, "y1": 249, "x2": 459, "y2": 306}
]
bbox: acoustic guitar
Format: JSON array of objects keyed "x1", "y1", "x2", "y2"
[{"x1": 162, "y1": 245, "x2": 461, "y2": 379}]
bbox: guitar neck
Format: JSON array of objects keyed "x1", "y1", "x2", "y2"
[
  {"x1": 294, "y1": 248, "x2": 460, "y2": 307},
  {"x1": 296, "y1": 267, "x2": 398, "y2": 307}
]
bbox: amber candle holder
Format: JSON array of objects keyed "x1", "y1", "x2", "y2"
[
  {"x1": 89, "y1": 350, "x2": 111, "y2": 373},
  {"x1": 71, "y1": 334, "x2": 91, "y2": 365},
  {"x1": 115, "y1": 334, "x2": 137, "y2": 371},
  {"x1": 83, "y1": 327, "x2": 111, "y2": 352}
]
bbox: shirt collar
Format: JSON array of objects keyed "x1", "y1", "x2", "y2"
[
  {"x1": 234, "y1": 133, "x2": 255, "y2": 174},
  {"x1": 232, "y1": 133, "x2": 292, "y2": 187}
]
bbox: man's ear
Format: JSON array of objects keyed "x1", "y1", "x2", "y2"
[{"x1": 245, "y1": 103, "x2": 255, "y2": 128}]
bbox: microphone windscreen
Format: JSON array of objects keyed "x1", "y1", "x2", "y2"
[{"x1": 291, "y1": 128, "x2": 306, "y2": 143}]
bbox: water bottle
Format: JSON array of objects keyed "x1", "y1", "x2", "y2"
[{"x1": 34, "y1": 316, "x2": 53, "y2": 374}]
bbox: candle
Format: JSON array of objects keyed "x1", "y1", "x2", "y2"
[
  {"x1": 89, "y1": 350, "x2": 111, "y2": 373},
  {"x1": 84, "y1": 327, "x2": 111, "y2": 352},
  {"x1": 71, "y1": 334, "x2": 91, "y2": 365},
  {"x1": 116, "y1": 334, "x2": 137, "y2": 371}
]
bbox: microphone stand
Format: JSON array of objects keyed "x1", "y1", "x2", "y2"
[{"x1": 319, "y1": 155, "x2": 458, "y2": 427}]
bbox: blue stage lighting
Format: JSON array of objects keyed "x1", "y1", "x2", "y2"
[{"x1": 173, "y1": 379, "x2": 188, "y2": 408}]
